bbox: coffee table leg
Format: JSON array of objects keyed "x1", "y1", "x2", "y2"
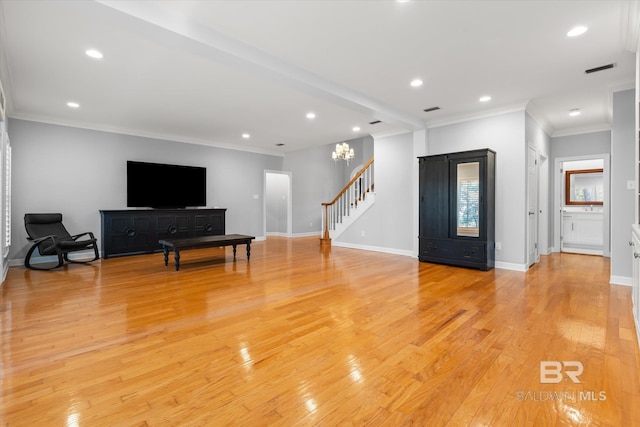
[
  {"x1": 247, "y1": 242, "x2": 251, "y2": 260},
  {"x1": 232, "y1": 244, "x2": 237, "y2": 260},
  {"x1": 163, "y1": 246, "x2": 169, "y2": 266},
  {"x1": 174, "y1": 250, "x2": 180, "y2": 271}
]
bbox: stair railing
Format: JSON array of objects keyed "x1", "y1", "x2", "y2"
[{"x1": 321, "y1": 157, "x2": 374, "y2": 245}]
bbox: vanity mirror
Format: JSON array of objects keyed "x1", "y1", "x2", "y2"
[{"x1": 565, "y1": 168, "x2": 604, "y2": 205}]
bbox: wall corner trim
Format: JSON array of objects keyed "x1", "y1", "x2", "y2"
[{"x1": 610, "y1": 275, "x2": 633, "y2": 286}]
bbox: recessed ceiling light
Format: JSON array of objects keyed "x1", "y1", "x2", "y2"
[
  {"x1": 67, "y1": 101, "x2": 80, "y2": 108},
  {"x1": 410, "y1": 78, "x2": 423, "y2": 88},
  {"x1": 242, "y1": 133, "x2": 250, "y2": 139},
  {"x1": 306, "y1": 112, "x2": 316, "y2": 119},
  {"x1": 479, "y1": 95, "x2": 491, "y2": 103},
  {"x1": 567, "y1": 26, "x2": 588, "y2": 37},
  {"x1": 85, "y1": 49, "x2": 103, "y2": 59},
  {"x1": 569, "y1": 109, "x2": 581, "y2": 117},
  {"x1": 352, "y1": 126, "x2": 361, "y2": 132}
]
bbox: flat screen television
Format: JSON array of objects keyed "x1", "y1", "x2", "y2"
[{"x1": 127, "y1": 161, "x2": 206, "y2": 208}]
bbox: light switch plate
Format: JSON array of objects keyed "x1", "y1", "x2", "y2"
[{"x1": 627, "y1": 180, "x2": 636, "y2": 190}]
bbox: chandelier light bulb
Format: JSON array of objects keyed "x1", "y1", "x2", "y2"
[{"x1": 331, "y1": 142, "x2": 355, "y2": 165}]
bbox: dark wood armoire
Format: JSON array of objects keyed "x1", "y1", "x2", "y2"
[{"x1": 418, "y1": 149, "x2": 495, "y2": 270}]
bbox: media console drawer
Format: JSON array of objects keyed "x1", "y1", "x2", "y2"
[{"x1": 100, "y1": 208, "x2": 226, "y2": 258}]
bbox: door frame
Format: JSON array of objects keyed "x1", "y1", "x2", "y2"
[
  {"x1": 263, "y1": 170, "x2": 292, "y2": 238},
  {"x1": 527, "y1": 145, "x2": 539, "y2": 267},
  {"x1": 553, "y1": 154, "x2": 610, "y2": 256}
]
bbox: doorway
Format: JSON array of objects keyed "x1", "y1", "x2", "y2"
[
  {"x1": 553, "y1": 155, "x2": 610, "y2": 256},
  {"x1": 264, "y1": 171, "x2": 292, "y2": 237},
  {"x1": 527, "y1": 146, "x2": 551, "y2": 267}
]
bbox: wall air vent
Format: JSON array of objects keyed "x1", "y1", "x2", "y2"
[
  {"x1": 585, "y1": 63, "x2": 616, "y2": 74},
  {"x1": 423, "y1": 106, "x2": 441, "y2": 113},
  {"x1": 369, "y1": 120, "x2": 382, "y2": 125}
]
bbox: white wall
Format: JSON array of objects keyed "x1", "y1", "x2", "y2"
[
  {"x1": 525, "y1": 112, "x2": 552, "y2": 256},
  {"x1": 0, "y1": 120, "x2": 8, "y2": 281},
  {"x1": 427, "y1": 111, "x2": 527, "y2": 268},
  {"x1": 335, "y1": 132, "x2": 415, "y2": 255},
  {"x1": 8, "y1": 119, "x2": 283, "y2": 263},
  {"x1": 282, "y1": 135, "x2": 373, "y2": 235},
  {"x1": 611, "y1": 89, "x2": 635, "y2": 283}
]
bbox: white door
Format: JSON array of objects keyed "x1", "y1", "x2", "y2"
[{"x1": 528, "y1": 146, "x2": 538, "y2": 266}]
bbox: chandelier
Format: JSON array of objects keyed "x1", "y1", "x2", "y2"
[{"x1": 331, "y1": 143, "x2": 355, "y2": 165}]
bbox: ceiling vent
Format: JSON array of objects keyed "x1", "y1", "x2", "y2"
[
  {"x1": 369, "y1": 120, "x2": 382, "y2": 125},
  {"x1": 585, "y1": 63, "x2": 616, "y2": 74},
  {"x1": 423, "y1": 106, "x2": 441, "y2": 113}
]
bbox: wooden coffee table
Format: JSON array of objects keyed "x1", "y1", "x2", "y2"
[{"x1": 159, "y1": 234, "x2": 255, "y2": 271}]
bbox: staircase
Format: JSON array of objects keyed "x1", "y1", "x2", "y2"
[{"x1": 321, "y1": 158, "x2": 375, "y2": 246}]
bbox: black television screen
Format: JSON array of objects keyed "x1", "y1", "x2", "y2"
[{"x1": 127, "y1": 161, "x2": 206, "y2": 208}]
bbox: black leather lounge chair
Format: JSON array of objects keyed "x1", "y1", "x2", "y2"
[{"x1": 24, "y1": 213, "x2": 99, "y2": 270}]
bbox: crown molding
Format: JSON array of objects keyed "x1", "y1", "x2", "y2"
[
  {"x1": 608, "y1": 78, "x2": 635, "y2": 93},
  {"x1": 524, "y1": 102, "x2": 554, "y2": 137},
  {"x1": 425, "y1": 102, "x2": 529, "y2": 130},
  {"x1": 550, "y1": 123, "x2": 611, "y2": 138},
  {"x1": 8, "y1": 113, "x2": 286, "y2": 157},
  {"x1": 370, "y1": 129, "x2": 413, "y2": 140}
]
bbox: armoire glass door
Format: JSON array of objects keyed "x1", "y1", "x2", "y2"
[{"x1": 455, "y1": 161, "x2": 480, "y2": 238}]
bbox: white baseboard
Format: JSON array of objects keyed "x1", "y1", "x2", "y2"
[
  {"x1": 332, "y1": 241, "x2": 415, "y2": 257},
  {"x1": 610, "y1": 275, "x2": 632, "y2": 286},
  {"x1": 2, "y1": 260, "x2": 7, "y2": 283},
  {"x1": 8, "y1": 258, "x2": 23, "y2": 267},
  {"x1": 291, "y1": 232, "x2": 322, "y2": 238},
  {"x1": 494, "y1": 261, "x2": 528, "y2": 272},
  {"x1": 561, "y1": 247, "x2": 603, "y2": 256},
  {"x1": 266, "y1": 232, "x2": 291, "y2": 237},
  {"x1": 334, "y1": 241, "x2": 529, "y2": 270}
]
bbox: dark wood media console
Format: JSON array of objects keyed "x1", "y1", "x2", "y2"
[{"x1": 100, "y1": 208, "x2": 226, "y2": 258}]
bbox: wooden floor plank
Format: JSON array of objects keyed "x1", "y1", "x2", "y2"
[{"x1": 1, "y1": 237, "x2": 639, "y2": 425}]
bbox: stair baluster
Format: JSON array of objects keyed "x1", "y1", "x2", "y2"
[{"x1": 321, "y1": 158, "x2": 374, "y2": 246}]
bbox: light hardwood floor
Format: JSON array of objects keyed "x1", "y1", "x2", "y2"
[{"x1": 1, "y1": 237, "x2": 639, "y2": 426}]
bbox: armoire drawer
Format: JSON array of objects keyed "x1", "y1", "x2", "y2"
[{"x1": 420, "y1": 238, "x2": 486, "y2": 262}]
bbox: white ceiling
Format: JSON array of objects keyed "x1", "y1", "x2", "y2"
[{"x1": 0, "y1": 1, "x2": 636, "y2": 156}]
